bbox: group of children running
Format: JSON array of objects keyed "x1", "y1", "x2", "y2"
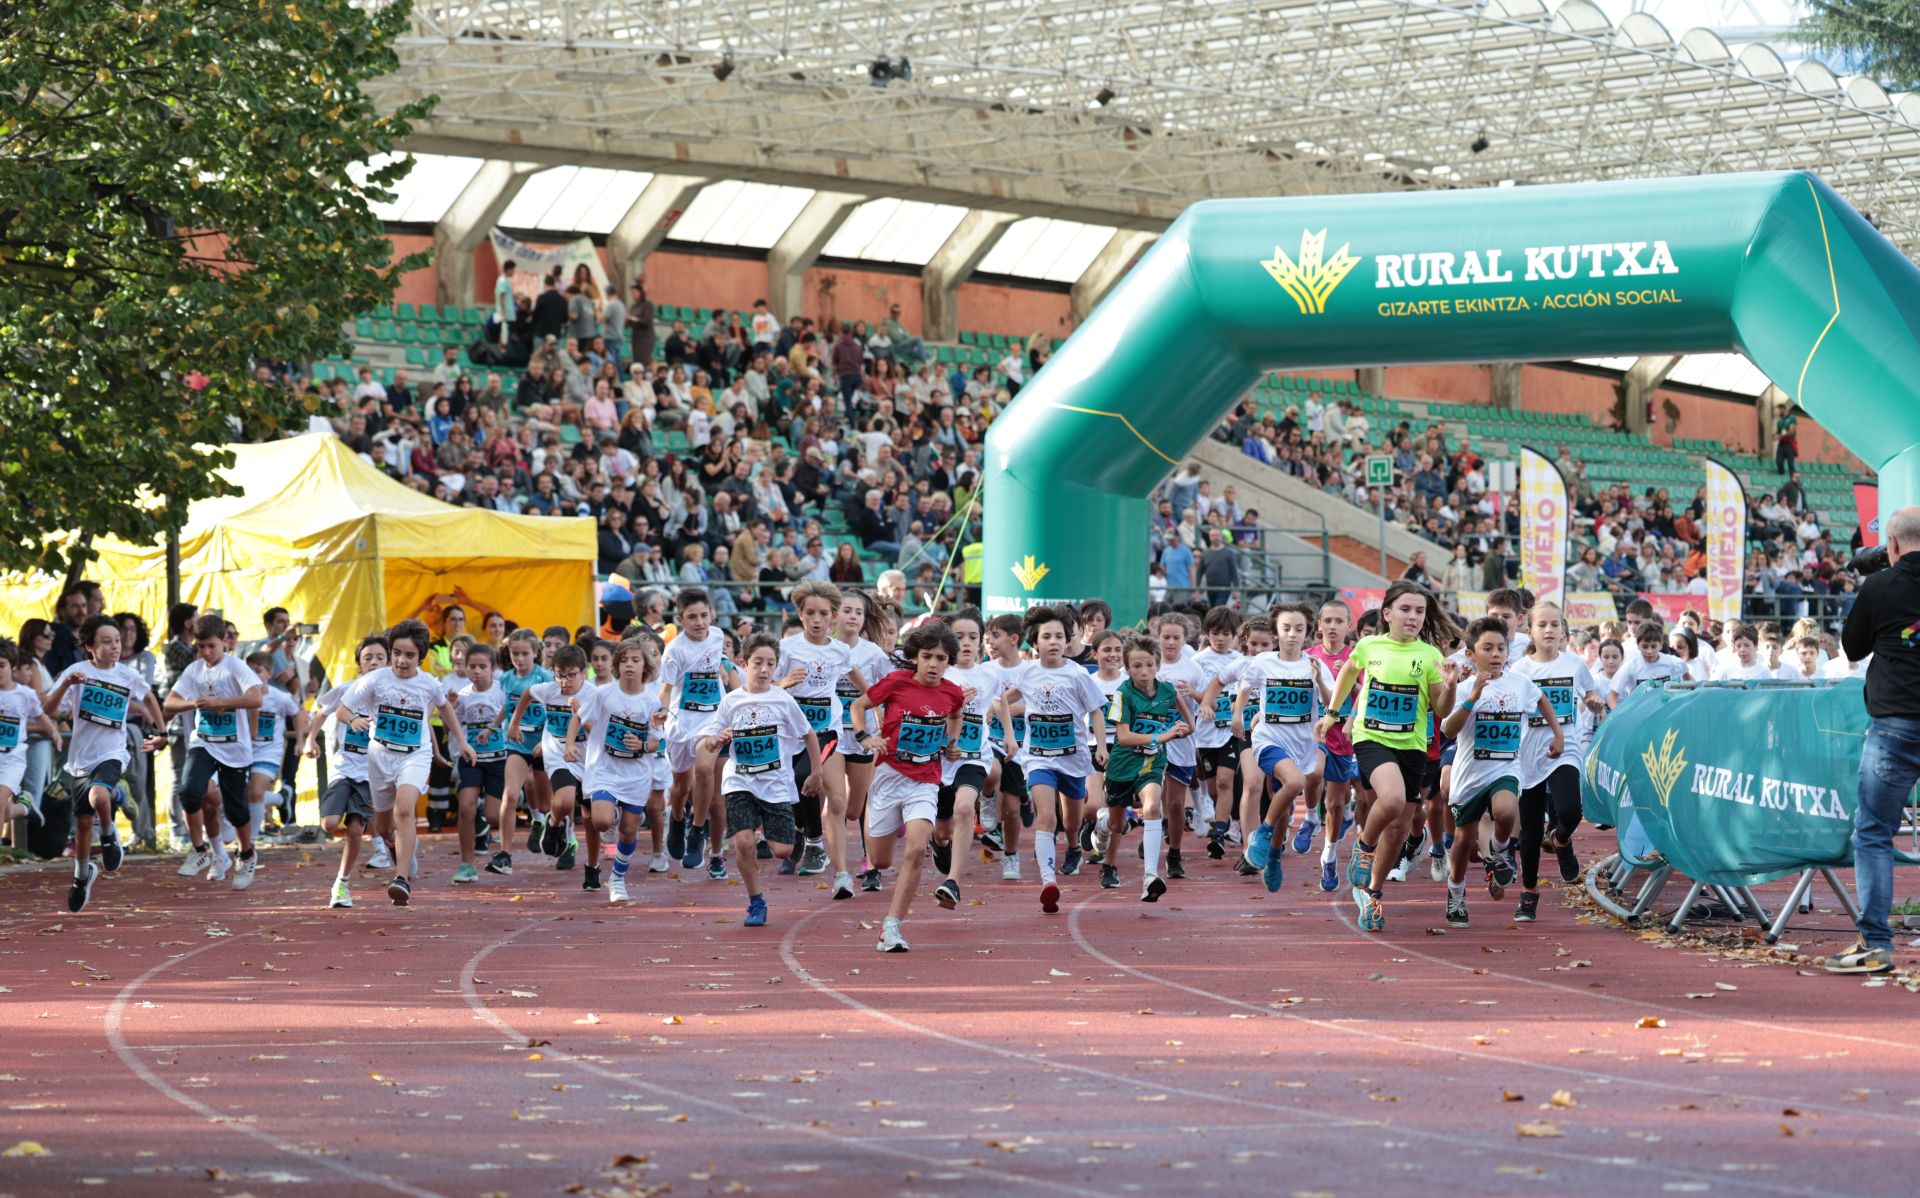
[{"x1": 33, "y1": 580, "x2": 1737, "y2": 950}]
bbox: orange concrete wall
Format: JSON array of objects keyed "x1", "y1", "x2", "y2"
[{"x1": 956, "y1": 282, "x2": 1074, "y2": 341}]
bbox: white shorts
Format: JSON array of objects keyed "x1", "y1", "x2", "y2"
[
  {"x1": 649, "y1": 755, "x2": 673, "y2": 794},
  {"x1": 666, "y1": 734, "x2": 706, "y2": 775},
  {"x1": 864, "y1": 764, "x2": 938, "y2": 838},
  {"x1": 368, "y1": 746, "x2": 432, "y2": 811},
  {"x1": 0, "y1": 748, "x2": 25, "y2": 793},
  {"x1": 251, "y1": 753, "x2": 281, "y2": 780}
]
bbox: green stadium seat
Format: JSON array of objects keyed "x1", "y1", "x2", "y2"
[
  {"x1": 418, "y1": 303, "x2": 440, "y2": 322},
  {"x1": 395, "y1": 303, "x2": 417, "y2": 322},
  {"x1": 558, "y1": 423, "x2": 582, "y2": 446},
  {"x1": 405, "y1": 348, "x2": 429, "y2": 367}
]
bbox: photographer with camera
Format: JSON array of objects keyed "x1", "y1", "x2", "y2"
[{"x1": 1830, "y1": 505, "x2": 1920, "y2": 974}]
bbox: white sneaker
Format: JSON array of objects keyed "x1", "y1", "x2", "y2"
[
  {"x1": 231, "y1": 854, "x2": 257, "y2": 891},
  {"x1": 608, "y1": 877, "x2": 632, "y2": 903},
  {"x1": 876, "y1": 917, "x2": 909, "y2": 953},
  {"x1": 367, "y1": 839, "x2": 394, "y2": 871},
  {"x1": 1428, "y1": 854, "x2": 1447, "y2": 884},
  {"x1": 1387, "y1": 858, "x2": 1411, "y2": 884},
  {"x1": 1226, "y1": 821, "x2": 1243, "y2": 845},
  {"x1": 647, "y1": 851, "x2": 671, "y2": 874},
  {"x1": 1093, "y1": 821, "x2": 1112, "y2": 858},
  {"x1": 831, "y1": 870, "x2": 855, "y2": 900},
  {"x1": 1195, "y1": 792, "x2": 1216, "y2": 826},
  {"x1": 328, "y1": 878, "x2": 352, "y2": 909},
  {"x1": 177, "y1": 846, "x2": 212, "y2": 877},
  {"x1": 1001, "y1": 856, "x2": 1022, "y2": 882},
  {"x1": 208, "y1": 844, "x2": 233, "y2": 883}
]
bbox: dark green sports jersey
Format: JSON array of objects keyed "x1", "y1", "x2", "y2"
[{"x1": 1106, "y1": 678, "x2": 1178, "y2": 785}]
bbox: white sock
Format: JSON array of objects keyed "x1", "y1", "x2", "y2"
[
  {"x1": 1034, "y1": 835, "x2": 1057, "y2": 884},
  {"x1": 1322, "y1": 820, "x2": 1344, "y2": 864},
  {"x1": 249, "y1": 801, "x2": 266, "y2": 834},
  {"x1": 1144, "y1": 819, "x2": 1165, "y2": 875},
  {"x1": 1491, "y1": 836, "x2": 1510, "y2": 854},
  {"x1": 1448, "y1": 878, "x2": 1468, "y2": 898}
]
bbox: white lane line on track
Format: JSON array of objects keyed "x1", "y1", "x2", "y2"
[
  {"x1": 1320, "y1": 895, "x2": 1920, "y2": 1052},
  {"x1": 134, "y1": 1038, "x2": 509, "y2": 1052},
  {"x1": 780, "y1": 904, "x2": 1853, "y2": 1198},
  {"x1": 459, "y1": 918, "x2": 1118, "y2": 1198},
  {"x1": 1069, "y1": 896, "x2": 1920, "y2": 1129},
  {"x1": 104, "y1": 934, "x2": 451, "y2": 1198}
]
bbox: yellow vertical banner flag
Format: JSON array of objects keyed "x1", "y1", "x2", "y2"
[
  {"x1": 1518, "y1": 446, "x2": 1568, "y2": 609},
  {"x1": 1703, "y1": 456, "x2": 1747, "y2": 625}
]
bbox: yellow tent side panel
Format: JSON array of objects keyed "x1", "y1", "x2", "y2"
[{"x1": 382, "y1": 556, "x2": 595, "y2": 642}]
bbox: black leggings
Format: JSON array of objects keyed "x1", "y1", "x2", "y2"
[
  {"x1": 790, "y1": 749, "x2": 823, "y2": 841},
  {"x1": 1518, "y1": 764, "x2": 1582, "y2": 889}
]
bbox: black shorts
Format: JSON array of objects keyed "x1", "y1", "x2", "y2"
[
  {"x1": 547, "y1": 766, "x2": 583, "y2": 794},
  {"x1": 790, "y1": 739, "x2": 838, "y2": 791},
  {"x1": 1104, "y1": 775, "x2": 1161, "y2": 808},
  {"x1": 1196, "y1": 741, "x2": 1241, "y2": 779},
  {"x1": 321, "y1": 776, "x2": 373, "y2": 825},
  {"x1": 65, "y1": 759, "x2": 124, "y2": 793},
  {"x1": 724, "y1": 791, "x2": 797, "y2": 845},
  {"x1": 459, "y1": 758, "x2": 508, "y2": 799},
  {"x1": 936, "y1": 763, "x2": 988, "y2": 820},
  {"x1": 175, "y1": 746, "x2": 251, "y2": 828},
  {"x1": 1353, "y1": 741, "x2": 1431, "y2": 803},
  {"x1": 994, "y1": 754, "x2": 1027, "y2": 799}
]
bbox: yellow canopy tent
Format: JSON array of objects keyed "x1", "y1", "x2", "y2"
[{"x1": 0, "y1": 434, "x2": 596, "y2": 683}]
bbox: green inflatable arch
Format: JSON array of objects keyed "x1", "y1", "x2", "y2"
[{"x1": 982, "y1": 171, "x2": 1920, "y2": 623}]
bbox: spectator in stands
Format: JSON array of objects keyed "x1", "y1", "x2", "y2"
[
  {"x1": 1161, "y1": 534, "x2": 1194, "y2": 600},
  {"x1": 598, "y1": 506, "x2": 634, "y2": 575},
  {"x1": 1569, "y1": 546, "x2": 1604, "y2": 592},
  {"x1": 492, "y1": 259, "x2": 518, "y2": 347},
  {"x1": 876, "y1": 570, "x2": 908, "y2": 607},
  {"x1": 1342, "y1": 400, "x2": 1370, "y2": 448},
  {"x1": 851, "y1": 488, "x2": 902, "y2": 560},
  {"x1": 828, "y1": 541, "x2": 863, "y2": 585},
  {"x1": 831, "y1": 322, "x2": 866, "y2": 418},
  {"x1": 882, "y1": 304, "x2": 926, "y2": 367},
  {"x1": 626, "y1": 281, "x2": 656, "y2": 367},
  {"x1": 530, "y1": 274, "x2": 568, "y2": 344},
  {"x1": 1775, "y1": 402, "x2": 1799, "y2": 473},
  {"x1": 1400, "y1": 550, "x2": 1430, "y2": 585}
]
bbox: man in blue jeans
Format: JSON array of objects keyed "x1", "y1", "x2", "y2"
[{"x1": 1831, "y1": 505, "x2": 1920, "y2": 974}]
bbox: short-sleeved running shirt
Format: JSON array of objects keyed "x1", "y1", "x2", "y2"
[{"x1": 1349, "y1": 635, "x2": 1445, "y2": 752}]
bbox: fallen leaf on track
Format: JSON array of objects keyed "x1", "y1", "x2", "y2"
[{"x1": 1516, "y1": 1121, "x2": 1563, "y2": 1138}]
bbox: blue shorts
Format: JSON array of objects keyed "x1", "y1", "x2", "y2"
[
  {"x1": 1322, "y1": 750, "x2": 1359, "y2": 783},
  {"x1": 591, "y1": 787, "x2": 648, "y2": 813},
  {"x1": 1165, "y1": 763, "x2": 1195, "y2": 787},
  {"x1": 250, "y1": 758, "x2": 280, "y2": 781},
  {"x1": 1024, "y1": 768, "x2": 1087, "y2": 803},
  {"x1": 1255, "y1": 744, "x2": 1308, "y2": 778},
  {"x1": 1438, "y1": 737, "x2": 1458, "y2": 768}
]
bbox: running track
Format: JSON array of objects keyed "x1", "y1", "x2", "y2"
[{"x1": 1, "y1": 834, "x2": 1915, "y2": 1198}]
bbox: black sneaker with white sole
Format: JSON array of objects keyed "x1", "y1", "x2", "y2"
[
  {"x1": 930, "y1": 837, "x2": 952, "y2": 876},
  {"x1": 555, "y1": 843, "x2": 576, "y2": 871},
  {"x1": 934, "y1": 879, "x2": 960, "y2": 909},
  {"x1": 486, "y1": 851, "x2": 513, "y2": 875},
  {"x1": 1514, "y1": 892, "x2": 1540, "y2": 922},
  {"x1": 1553, "y1": 836, "x2": 1580, "y2": 884},
  {"x1": 582, "y1": 865, "x2": 602, "y2": 891},
  {"x1": 1446, "y1": 893, "x2": 1470, "y2": 927},
  {"x1": 387, "y1": 875, "x2": 411, "y2": 906},
  {"x1": 1060, "y1": 846, "x2": 1083, "y2": 876},
  {"x1": 861, "y1": 867, "x2": 882, "y2": 892},
  {"x1": 68, "y1": 862, "x2": 99, "y2": 913},
  {"x1": 100, "y1": 834, "x2": 124, "y2": 874},
  {"x1": 1165, "y1": 850, "x2": 1185, "y2": 880},
  {"x1": 1100, "y1": 864, "x2": 1119, "y2": 889}
]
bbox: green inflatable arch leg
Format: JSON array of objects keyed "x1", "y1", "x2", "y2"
[{"x1": 983, "y1": 171, "x2": 1920, "y2": 623}]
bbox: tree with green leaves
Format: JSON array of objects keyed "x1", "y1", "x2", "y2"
[
  {"x1": 1801, "y1": 1, "x2": 1920, "y2": 91},
  {"x1": 0, "y1": 0, "x2": 433, "y2": 580}
]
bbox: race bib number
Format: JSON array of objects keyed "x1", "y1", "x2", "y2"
[
  {"x1": 603, "y1": 716, "x2": 649, "y2": 760},
  {"x1": 517, "y1": 697, "x2": 546, "y2": 735},
  {"x1": 1472, "y1": 712, "x2": 1522, "y2": 761},
  {"x1": 837, "y1": 684, "x2": 864, "y2": 730},
  {"x1": 732, "y1": 724, "x2": 780, "y2": 774},
  {"x1": 196, "y1": 708, "x2": 240, "y2": 743},
  {"x1": 1131, "y1": 713, "x2": 1166, "y2": 756},
  {"x1": 0, "y1": 715, "x2": 19, "y2": 751},
  {"x1": 374, "y1": 704, "x2": 424, "y2": 750},
  {"x1": 544, "y1": 703, "x2": 576, "y2": 739},
  {"x1": 467, "y1": 721, "x2": 507, "y2": 759},
  {"x1": 894, "y1": 715, "x2": 946, "y2": 764},
  {"x1": 957, "y1": 712, "x2": 986, "y2": 757},
  {"x1": 78, "y1": 680, "x2": 130, "y2": 728},
  {"x1": 796, "y1": 694, "x2": 834, "y2": 735},
  {"x1": 342, "y1": 721, "x2": 370, "y2": 755},
  {"x1": 253, "y1": 711, "x2": 278, "y2": 743},
  {"x1": 1533, "y1": 681, "x2": 1575, "y2": 728},
  {"x1": 1362, "y1": 681, "x2": 1419, "y2": 734},
  {"x1": 1262, "y1": 678, "x2": 1314, "y2": 725},
  {"x1": 680, "y1": 671, "x2": 721, "y2": 713},
  {"x1": 1027, "y1": 713, "x2": 1075, "y2": 758},
  {"x1": 1212, "y1": 691, "x2": 1234, "y2": 730}
]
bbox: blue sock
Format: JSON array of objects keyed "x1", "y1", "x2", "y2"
[{"x1": 612, "y1": 838, "x2": 638, "y2": 879}]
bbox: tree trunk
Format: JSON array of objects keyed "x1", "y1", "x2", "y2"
[{"x1": 61, "y1": 531, "x2": 95, "y2": 590}]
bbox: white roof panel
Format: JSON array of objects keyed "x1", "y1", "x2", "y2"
[
  {"x1": 822, "y1": 198, "x2": 969, "y2": 265},
  {"x1": 977, "y1": 217, "x2": 1119, "y2": 282},
  {"x1": 354, "y1": 153, "x2": 483, "y2": 224},
  {"x1": 670, "y1": 181, "x2": 814, "y2": 248}
]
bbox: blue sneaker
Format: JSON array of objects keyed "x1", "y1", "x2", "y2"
[
  {"x1": 1262, "y1": 847, "x2": 1284, "y2": 894},
  {"x1": 1345, "y1": 844, "x2": 1375, "y2": 891},
  {"x1": 1339, "y1": 813, "x2": 1355, "y2": 841},
  {"x1": 1244, "y1": 824, "x2": 1273, "y2": 869},
  {"x1": 681, "y1": 826, "x2": 707, "y2": 871},
  {"x1": 1355, "y1": 887, "x2": 1385, "y2": 932},
  {"x1": 1291, "y1": 816, "x2": 1317, "y2": 856},
  {"x1": 1319, "y1": 859, "x2": 1338, "y2": 892},
  {"x1": 744, "y1": 894, "x2": 767, "y2": 927}
]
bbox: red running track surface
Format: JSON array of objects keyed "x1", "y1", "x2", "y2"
[{"x1": 0, "y1": 833, "x2": 1915, "y2": 1198}]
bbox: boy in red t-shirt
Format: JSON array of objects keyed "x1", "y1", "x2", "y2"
[{"x1": 849, "y1": 621, "x2": 965, "y2": 954}]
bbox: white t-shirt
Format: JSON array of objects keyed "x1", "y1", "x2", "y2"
[
  {"x1": 340, "y1": 668, "x2": 446, "y2": 759},
  {"x1": 449, "y1": 679, "x2": 509, "y2": 762},
  {"x1": 1155, "y1": 655, "x2": 1211, "y2": 769},
  {"x1": 314, "y1": 681, "x2": 372, "y2": 782},
  {"x1": 1092, "y1": 670, "x2": 1126, "y2": 748},
  {"x1": 1009, "y1": 661, "x2": 1109, "y2": 777},
  {"x1": 57, "y1": 661, "x2": 153, "y2": 776},
  {"x1": 527, "y1": 680, "x2": 589, "y2": 765},
  {"x1": 661, "y1": 630, "x2": 730, "y2": 739},
  {"x1": 0, "y1": 684, "x2": 43, "y2": 759},
  {"x1": 835, "y1": 638, "x2": 894, "y2": 746},
  {"x1": 1607, "y1": 651, "x2": 1688, "y2": 702},
  {"x1": 577, "y1": 682, "x2": 662, "y2": 796},
  {"x1": 172, "y1": 655, "x2": 263, "y2": 769},
  {"x1": 1720, "y1": 659, "x2": 1779, "y2": 682},
  {"x1": 983, "y1": 658, "x2": 1026, "y2": 754},
  {"x1": 1450, "y1": 672, "x2": 1543, "y2": 804},
  {"x1": 1240, "y1": 652, "x2": 1334, "y2": 768},
  {"x1": 944, "y1": 662, "x2": 1009, "y2": 782},
  {"x1": 249, "y1": 688, "x2": 303, "y2": 763},
  {"x1": 1191, "y1": 647, "x2": 1244, "y2": 750},
  {"x1": 777, "y1": 633, "x2": 852, "y2": 741},
  {"x1": 1508, "y1": 651, "x2": 1596, "y2": 787},
  {"x1": 713, "y1": 687, "x2": 811, "y2": 804}
]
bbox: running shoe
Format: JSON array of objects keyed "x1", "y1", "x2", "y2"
[
  {"x1": 208, "y1": 845, "x2": 233, "y2": 884},
  {"x1": 608, "y1": 877, "x2": 632, "y2": 904},
  {"x1": 832, "y1": 871, "x2": 856, "y2": 900},
  {"x1": 387, "y1": 874, "x2": 411, "y2": 906},
  {"x1": 744, "y1": 894, "x2": 768, "y2": 927},
  {"x1": 1100, "y1": 864, "x2": 1119, "y2": 889},
  {"x1": 1060, "y1": 846, "x2": 1083, "y2": 876},
  {"x1": 177, "y1": 846, "x2": 212, "y2": 878},
  {"x1": 1039, "y1": 882, "x2": 1060, "y2": 914},
  {"x1": 1386, "y1": 858, "x2": 1412, "y2": 884},
  {"x1": 1142, "y1": 874, "x2": 1166, "y2": 903},
  {"x1": 1400, "y1": 826, "x2": 1426, "y2": 863},
  {"x1": 1355, "y1": 887, "x2": 1385, "y2": 932},
  {"x1": 666, "y1": 815, "x2": 687, "y2": 860},
  {"x1": 1001, "y1": 857, "x2": 1022, "y2": 882},
  {"x1": 1429, "y1": 848, "x2": 1447, "y2": 883},
  {"x1": 1205, "y1": 832, "x2": 1225, "y2": 860},
  {"x1": 706, "y1": 855, "x2": 728, "y2": 881},
  {"x1": 367, "y1": 838, "x2": 394, "y2": 872},
  {"x1": 1319, "y1": 859, "x2": 1338, "y2": 892},
  {"x1": 474, "y1": 816, "x2": 491, "y2": 853},
  {"x1": 486, "y1": 851, "x2": 513, "y2": 875},
  {"x1": 68, "y1": 862, "x2": 99, "y2": 913},
  {"x1": 1553, "y1": 835, "x2": 1581, "y2": 884},
  {"x1": 798, "y1": 840, "x2": 827, "y2": 873},
  {"x1": 1514, "y1": 892, "x2": 1539, "y2": 923},
  {"x1": 756, "y1": 839, "x2": 773, "y2": 860},
  {"x1": 681, "y1": 826, "x2": 707, "y2": 871},
  {"x1": 1346, "y1": 844, "x2": 1374, "y2": 891},
  {"x1": 1339, "y1": 813, "x2": 1355, "y2": 841},
  {"x1": 1488, "y1": 842, "x2": 1516, "y2": 897},
  {"x1": 1166, "y1": 850, "x2": 1185, "y2": 880},
  {"x1": 648, "y1": 851, "x2": 672, "y2": 874},
  {"x1": 876, "y1": 916, "x2": 909, "y2": 952},
  {"x1": 231, "y1": 854, "x2": 257, "y2": 891},
  {"x1": 1079, "y1": 820, "x2": 1096, "y2": 855},
  {"x1": 1244, "y1": 823, "x2": 1274, "y2": 869},
  {"x1": 17, "y1": 795, "x2": 43, "y2": 828},
  {"x1": 1446, "y1": 893, "x2": 1470, "y2": 927},
  {"x1": 1292, "y1": 816, "x2": 1317, "y2": 856},
  {"x1": 582, "y1": 865, "x2": 602, "y2": 891},
  {"x1": 1262, "y1": 847, "x2": 1283, "y2": 894},
  {"x1": 547, "y1": 820, "x2": 572, "y2": 858},
  {"x1": 861, "y1": 867, "x2": 882, "y2": 892},
  {"x1": 979, "y1": 826, "x2": 1006, "y2": 854},
  {"x1": 934, "y1": 879, "x2": 960, "y2": 909},
  {"x1": 328, "y1": 878, "x2": 352, "y2": 909},
  {"x1": 1824, "y1": 940, "x2": 1894, "y2": 974},
  {"x1": 100, "y1": 829, "x2": 124, "y2": 874},
  {"x1": 779, "y1": 854, "x2": 798, "y2": 875},
  {"x1": 453, "y1": 863, "x2": 479, "y2": 884},
  {"x1": 930, "y1": 837, "x2": 952, "y2": 877},
  {"x1": 1183, "y1": 808, "x2": 1195, "y2": 834},
  {"x1": 528, "y1": 815, "x2": 549, "y2": 854},
  {"x1": 1019, "y1": 795, "x2": 1034, "y2": 827},
  {"x1": 1236, "y1": 859, "x2": 1259, "y2": 877},
  {"x1": 555, "y1": 843, "x2": 576, "y2": 871}
]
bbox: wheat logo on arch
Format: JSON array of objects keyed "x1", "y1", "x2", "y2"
[
  {"x1": 1262, "y1": 229, "x2": 1361, "y2": 315},
  {"x1": 1641, "y1": 729, "x2": 1688, "y2": 808}
]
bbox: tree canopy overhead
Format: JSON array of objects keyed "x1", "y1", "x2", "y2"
[
  {"x1": 1800, "y1": 1, "x2": 1920, "y2": 91},
  {"x1": 0, "y1": 0, "x2": 434, "y2": 575}
]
